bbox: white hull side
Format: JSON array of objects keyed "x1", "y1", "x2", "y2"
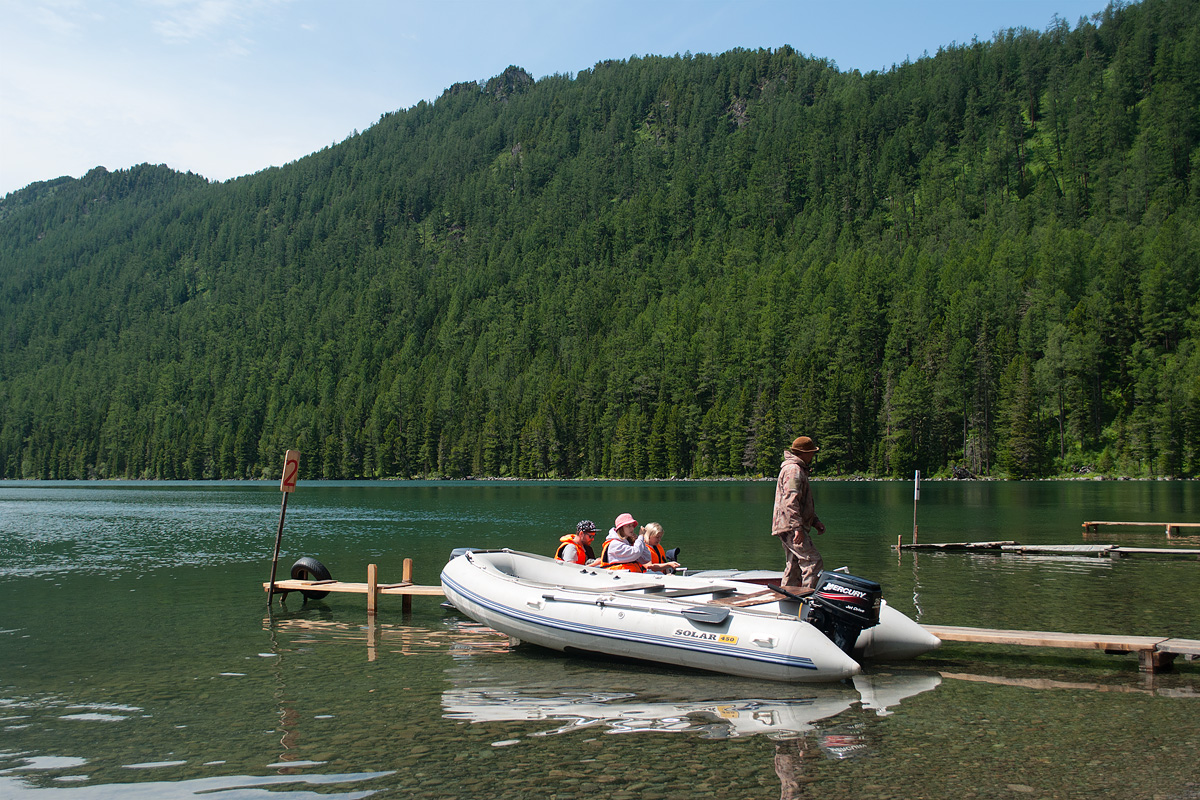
[{"x1": 441, "y1": 550, "x2": 862, "y2": 682}]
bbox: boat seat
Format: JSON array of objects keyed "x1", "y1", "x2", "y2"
[
  {"x1": 610, "y1": 583, "x2": 667, "y2": 592},
  {"x1": 657, "y1": 586, "x2": 737, "y2": 599},
  {"x1": 710, "y1": 588, "x2": 804, "y2": 608}
]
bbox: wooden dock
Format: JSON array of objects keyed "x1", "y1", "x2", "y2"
[
  {"x1": 1083, "y1": 520, "x2": 1200, "y2": 537},
  {"x1": 260, "y1": 555, "x2": 1200, "y2": 675},
  {"x1": 265, "y1": 561, "x2": 444, "y2": 614},
  {"x1": 922, "y1": 624, "x2": 1200, "y2": 673},
  {"x1": 897, "y1": 541, "x2": 1200, "y2": 559}
]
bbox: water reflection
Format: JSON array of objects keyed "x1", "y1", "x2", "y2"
[
  {"x1": 442, "y1": 654, "x2": 940, "y2": 799},
  {"x1": 264, "y1": 615, "x2": 512, "y2": 658},
  {"x1": 441, "y1": 667, "x2": 940, "y2": 739},
  {"x1": 0, "y1": 768, "x2": 396, "y2": 799},
  {"x1": 941, "y1": 670, "x2": 1200, "y2": 697}
]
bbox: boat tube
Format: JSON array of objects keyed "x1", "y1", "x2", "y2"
[{"x1": 440, "y1": 549, "x2": 938, "y2": 682}]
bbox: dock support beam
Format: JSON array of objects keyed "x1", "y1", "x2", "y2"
[
  {"x1": 402, "y1": 558, "x2": 413, "y2": 616},
  {"x1": 367, "y1": 563, "x2": 378, "y2": 615}
]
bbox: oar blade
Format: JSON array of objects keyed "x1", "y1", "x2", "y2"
[{"x1": 680, "y1": 605, "x2": 731, "y2": 624}]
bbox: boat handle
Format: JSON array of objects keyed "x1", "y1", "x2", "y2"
[{"x1": 753, "y1": 637, "x2": 777, "y2": 648}]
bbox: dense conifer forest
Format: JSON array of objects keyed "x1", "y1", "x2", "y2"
[{"x1": 2, "y1": 0, "x2": 1199, "y2": 481}]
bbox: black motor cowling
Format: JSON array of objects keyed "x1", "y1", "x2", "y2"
[{"x1": 803, "y1": 571, "x2": 883, "y2": 655}]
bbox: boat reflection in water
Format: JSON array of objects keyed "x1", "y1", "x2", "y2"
[{"x1": 441, "y1": 652, "x2": 941, "y2": 740}]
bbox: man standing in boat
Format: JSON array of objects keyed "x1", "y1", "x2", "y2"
[{"x1": 772, "y1": 436, "x2": 825, "y2": 590}]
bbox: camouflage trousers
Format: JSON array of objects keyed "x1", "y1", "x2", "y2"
[{"x1": 778, "y1": 529, "x2": 823, "y2": 590}]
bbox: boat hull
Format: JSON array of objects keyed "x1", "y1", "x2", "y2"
[{"x1": 441, "y1": 550, "x2": 932, "y2": 682}]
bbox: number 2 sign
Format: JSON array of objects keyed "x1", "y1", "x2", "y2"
[{"x1": 280, "y1": 450, "x2": 300, "y2": 493}]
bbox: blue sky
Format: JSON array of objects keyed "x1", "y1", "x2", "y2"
[{"x1": 1, "y1": 0, "x2": 1108, "y2": 197}]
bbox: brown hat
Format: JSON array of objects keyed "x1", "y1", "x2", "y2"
[{"x1": 789, "y1": 436, "x2": 820, "y2": 455}]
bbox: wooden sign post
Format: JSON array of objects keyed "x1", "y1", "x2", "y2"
[{"x1": 267, "y1": 450, "x2": 301, "y2": 604}]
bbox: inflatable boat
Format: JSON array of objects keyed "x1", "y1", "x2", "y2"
[{"x1": 440, "y1": 549, "x2": 939, "y2": 682}]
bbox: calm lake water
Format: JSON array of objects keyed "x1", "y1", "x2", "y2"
[{"x1": 1, "y1": 479, "x2": 1197, "y2": 800}]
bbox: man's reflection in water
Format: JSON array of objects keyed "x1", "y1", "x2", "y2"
[
  {"x1": 774, "y1": 736, "x2": 814, "y2": 800},
  {"x1": 774, "y1": 721, "x2": 869, "y2": 799}
]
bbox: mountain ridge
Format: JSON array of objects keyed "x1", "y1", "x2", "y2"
[{"x1": 2, "y1": 0, "x2": 1199, "y2": 480}]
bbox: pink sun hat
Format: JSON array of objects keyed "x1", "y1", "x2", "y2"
[{"x1": 614, "y1": 512, "x2": 637, "y2": 530}]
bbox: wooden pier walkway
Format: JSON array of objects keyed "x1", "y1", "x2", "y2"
[
  {"x1": 265, "y1": 561, "x2": 444, "y2": 614},
  {"x1": 261, "y1": 560, "x2": 1200, "y2": 674},
  {"x1": 922, "y1": 624, "x2": 1200, "y2": 673},
  {"x1": 1083, "y1": 520, "x2": 1200, "y2": 537},
  {"x1": 896, "y1": 541, "x2": 1200, "y2": 558}
]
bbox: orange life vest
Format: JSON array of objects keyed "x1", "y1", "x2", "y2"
[
  {"x1": 647, "y1": 543, "x2": 667, "y2": 564},
  {"x1": 596, "y1": 538, "x2": 646, "y2": 573},
  {"x1": 555, "y1": 534, "x2": 594, "y2": 564}
]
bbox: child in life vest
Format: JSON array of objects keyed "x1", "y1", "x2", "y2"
[{"x1": 639, "y1": 522, "x2": 682, "y2": 573}]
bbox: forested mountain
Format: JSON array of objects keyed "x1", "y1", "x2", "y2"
[{"x1": 2, "y1": 0, "x2": 1199, "y2": 481}]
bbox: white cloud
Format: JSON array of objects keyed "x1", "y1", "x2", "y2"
[{"x1": 147, "y1": 0, "x2": 244, "y2": 42}]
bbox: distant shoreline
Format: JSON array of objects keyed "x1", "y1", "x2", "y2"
[{"x1": 0, "y1": 474, "x2": 1185, "y2": 484}]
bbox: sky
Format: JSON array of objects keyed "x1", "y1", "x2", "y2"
[{"x1": 1, "y1": 0, "x2": 1110, "y2": 197}]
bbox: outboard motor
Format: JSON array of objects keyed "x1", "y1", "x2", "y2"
[{"x1": 802, "y1": 571, "x2": 882, "y2": 655}]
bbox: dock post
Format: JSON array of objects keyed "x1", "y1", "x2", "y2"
[
  {"x1": 402, "y1": 558, "x2": 413, "y2": 616},
  {"x1": 367, "y1": 563, "x2": 378, "y2": 615}
]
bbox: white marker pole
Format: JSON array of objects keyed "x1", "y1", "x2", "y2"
[{"x1": 912, "y1": 469, "x2": 920, "y2": 545}]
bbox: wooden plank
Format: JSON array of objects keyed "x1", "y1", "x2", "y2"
[
  {"x1": 1158, "y1": 638, "x2": 1200, "y2": 657},
  {"x1": 922, "y1": 625, "x2": 1166, "y2": 653},
  {"x1": 1002, "y1": 544, "x2": 1116, "y2": 555},
  {"x1": 379, "y1": 584, "x2": 445, "y2": 596},
  {"x1": 1082, "y1": 520, "x2": 1200, "y2": 537},
  {"x1": 658, "y1": 586, "x2": 737, "y2": 599},
  {"x1": 263, "y1": 579, "x2": 444, "y2": 596},
  {"x1": 710, "y1": 589, "x2": 779, "y2": 608},
  {"x1": 897, "y1": 541, "x2": 1017, "y2": 551},
  {"x1": 1111, "y1": 547, "x2": 1200, "y2": 557},
  {"x1": 1083, "y1": 520, "x2": 1190, "y2": 527},
  {"x1": 900, "y1": 542, "x2": 1200, "y2": 559}
]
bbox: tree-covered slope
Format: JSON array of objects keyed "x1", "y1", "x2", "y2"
[{"x1": 2, "y1": 0, "x2": 1199, "y2": 480}]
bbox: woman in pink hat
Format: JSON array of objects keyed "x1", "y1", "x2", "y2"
[{"x1": 596, "y1": 512, "x2": 651, "y2": 572}]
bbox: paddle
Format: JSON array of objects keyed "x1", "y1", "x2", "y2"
[
  {"x1": 680, "y1": 605, "x2": 730, "y2": 624},
  {"x1": 542, "y1": 593, "x2": 730, "y2": 624}
]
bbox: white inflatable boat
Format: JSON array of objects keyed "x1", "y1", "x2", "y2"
[{"x1": 440, "y1": 549, "x2": 939, "y2": 682}]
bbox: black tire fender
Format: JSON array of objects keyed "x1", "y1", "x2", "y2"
[{"x1": 290, "y1": 556, "x2": 333, "y2": 599}]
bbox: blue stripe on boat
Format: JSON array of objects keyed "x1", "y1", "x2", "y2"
[{"x1": 441, "y1": 571, "x2": 820, "y2": 672}]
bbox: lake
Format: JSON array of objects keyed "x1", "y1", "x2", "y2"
[{"x1": 1, "y1": 479, "x2": 1197, "y2": 799}]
